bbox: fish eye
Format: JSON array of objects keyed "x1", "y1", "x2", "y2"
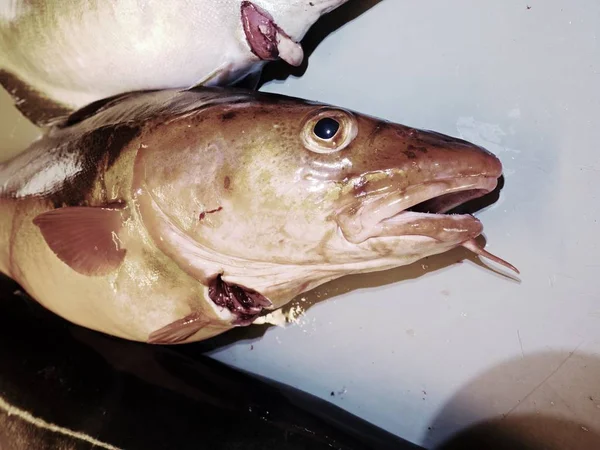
[
  {"x1": 314, "y1": 117, "x2": 340, "y2": 140},
  {"x1": 301, "y1": 109, "x2": 358, "y2": 154}
]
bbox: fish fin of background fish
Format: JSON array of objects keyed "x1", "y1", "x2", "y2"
[
  {"x1": 187, "y1": 63, "x2": 264, "y2": 92},
  {"x1": 147, "y1": 312, "x2": 208, "y2": 345},
  {"x1": 57, "y1": 91, "x2": 139, "y2": 128},
  {"x1": 231, "y1": 67, "x2": 264, "y2": 91},
  {"x1": 188, "y1": 64, "x2": 229, "y2": 88},
  {"x1": 33, "y1": 206, "x2": 126, "y2": 276},
  {"x1": 0, "y1": 69, "x2": 74, "y2": 128}
]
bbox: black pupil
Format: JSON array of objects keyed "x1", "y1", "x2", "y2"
[{"x1": 314, "y1": 117, "x2": 340, "y2": 140}]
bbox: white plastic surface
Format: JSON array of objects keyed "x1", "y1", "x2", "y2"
[
  {"x1": 1, "y1": 1, "x2": 599, "y2": 448},
  {"x1": 210, "y1": 1, "x2": 600, "y2": 447}
]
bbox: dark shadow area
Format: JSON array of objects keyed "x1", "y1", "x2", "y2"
[
  {"x1": 193, "y1": 239, "x2": 519, "y2": 354},
  {"x1": 257, "y1": 0, "x2": 383, "y2": 88},
  {"x1": 436, "y1": 416, "x2": 600, "y2": 450},
  {"x1": 427, "y1": 351, "x2": 600, "y2": 450},
  {"x1": 191, "y1": 242, "x2": 496, "y2": 352},
  {"x1": 0, "y1": 273, "x2": 420, "y2": 450},
  {"x1": 448, "y1": 175, "x2": 505, "y2": 215}
]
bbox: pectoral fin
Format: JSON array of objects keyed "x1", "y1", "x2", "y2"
[
  {"x1": 147, "y1": 313, "x2": 209, "y2": 345},
  {"x1": 33, "y1": 206, "x2": 127, "y2": 276}
]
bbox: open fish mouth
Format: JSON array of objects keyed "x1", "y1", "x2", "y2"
[
  {"x1": 337, "y1": 175, "x2": 519, "y2": 274},
  {"x1": 241, "y1": 1, "x2": 304, "y2": 67}
]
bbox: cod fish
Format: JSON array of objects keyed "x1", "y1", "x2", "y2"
[
  {"x1": 0, "y1": 0, "x2": 348, "y2": 125},
  {"x1": 0, "y1": 86, "x2": 517, "y2": 345}
]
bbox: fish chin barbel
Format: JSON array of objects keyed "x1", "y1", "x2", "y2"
[
  {"x1": 0, "y1": 86, "x2": 518, "y2": 345},
  {"x1": 462, "y1": 239, "x2": 518, "y2": 273}
]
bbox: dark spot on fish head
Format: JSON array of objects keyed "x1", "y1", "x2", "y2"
[
  {"x1": 346, "y1": 205, "x2": 359, "y2": 216},
  {"x1": 252, "y1": 107, "x2": 271, "y2": 119},
  {"x1": 224, "y1": 176, "x2": 231, "y2": 189},
  {"x1": 393, "y1": 126, "x2": 411, "y2": 139},
  {"x1": 408, "y1": 144, "x2": 428, "y2": 154},
  {"x1": 404, "y1": 151, "x2": 417, "y2": 159},
  {"x1": 221, "y1": 111, "x2": 237, "y2": 121},
  {"x1": 414, "y1": 129, "x2": 465, "y2": 149}
]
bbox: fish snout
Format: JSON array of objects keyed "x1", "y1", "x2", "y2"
[
  {"x1": 392, "y1": 126, "x2": 503, "y2": 180},
  {"x1": 333, "y1": 122, "x2": 506, "y2": 245}
]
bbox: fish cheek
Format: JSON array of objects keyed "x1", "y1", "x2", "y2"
[{"x1": 139, "y1": 131, "x2": 235, "y2": 231}]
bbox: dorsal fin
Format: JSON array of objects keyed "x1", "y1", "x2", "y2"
[
  {"x1": 57, "y1": 91, "x2": 140, "y2": 129},
  {"x1": 0, "y1": 69, "x2": 74, "y2": 128}
]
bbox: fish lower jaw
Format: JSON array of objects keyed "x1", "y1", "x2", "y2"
[
  {"x1": 332, "y1": 173, "x2": 518, "y2": 273},
  {"x1": 375, "y1": 211, "x2": 484, "y2": 243},
  {"x1": 339, "y1": 210, "x2": 518, "y2": 275},
  {"x1": 337, "y1": 212, "x2": 483, "y2": 250}
]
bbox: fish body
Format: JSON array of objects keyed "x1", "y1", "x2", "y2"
[
  {"x1": 0, "y1": 86, "x2": 516, "y2": 345},
  {"x1": 0, "y1": 0, "x2": 348, "y2": 126}
]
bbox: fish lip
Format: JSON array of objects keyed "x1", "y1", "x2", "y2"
[{"x1": 337, "y1": 175, "x2": 499, "y2": 244}]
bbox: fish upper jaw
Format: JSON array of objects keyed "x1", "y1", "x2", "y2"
[{"x1": 336, "y1": 175, "x2": 498, "y2": 245}]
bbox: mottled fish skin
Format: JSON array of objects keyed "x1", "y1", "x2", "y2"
[
  {"x1": 0, "y1": 0, "x2": 349, "y2": 126},
  {"x1": 0, "y1": 86, "x2": 514, "y2": 345}
]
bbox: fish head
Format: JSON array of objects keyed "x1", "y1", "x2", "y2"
[{"x1": 133, "y1": 89, "x2": 515, "y2": 329}]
